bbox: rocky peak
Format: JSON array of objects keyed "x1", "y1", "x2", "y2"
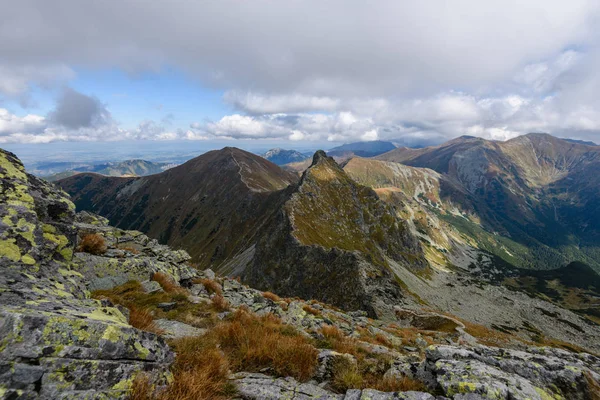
[{"x1": 311, "y1": 149, "x2": 330, "y2": 165}]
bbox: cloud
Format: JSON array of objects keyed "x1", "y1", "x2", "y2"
[
  {"x1": 3, "y1": 1, "x2": 598, "y2": 98},
  {"x1": 48, "y1": 88, "x2": 111, "y2": 129},
  {"x1": 2, "y1": 2, "x2": 600, "y2": 144},
  {"x1": 0, "y1": 64, "x2": 75, "y2": 106},
  {"x1": 224, "y1": 92, "x2": 340, "y2": 114}
]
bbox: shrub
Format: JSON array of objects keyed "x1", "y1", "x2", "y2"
[
  {"x1": 121, "y1": 246, "x2": 140, "y2": 254},
  {"x1": 331, "y1": 357, "x2": 363, "y2": 391},
  {"x1": 319, "y1": 325, "x2": 359, "y2": 356},
  {"x1": 78, "y1": 233, "x2": 107, "y2": 255}
]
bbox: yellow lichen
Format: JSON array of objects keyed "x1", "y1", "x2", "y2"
[{"x1": 0, "y1": 239, "x2": 21, "y2": 262}]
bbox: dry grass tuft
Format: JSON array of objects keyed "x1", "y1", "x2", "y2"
[
  {"x1": 131, "y1": 344, "x2": 235, "y2": 400},
  {"x1": 303, "y1": 304, "x2": 321, "y2": 316},
  {"x1": 152, "y1": 272, "x2": 187, "y2": 295},
  {"x1": 319, "y1": 325, "x2": 360, "y2": 356},
  {"x1": 584, "y1": 371, "x2": 600, "y2": 400},
  {"x1": 211, "y1": 294, "x2": 230, "y2": 312},
  {"x1": 129, "y1": 373, "x2": 154, "y2": 400},
  {"x1": 194, "y1": 278, "x2": 223, "y2": 295},
  {"x1": 262, "y1": 291, "x2": 282, "y2": 302},
  {"x1": 120, "y1": 246, "x2": 140, "y2": 254},
  {"x1": 212, "y1": 309, "x2": 318, "y2": 381},
  {"x1": 370, "y1": 376, "x2": 427, "y2": 392},
  {"x1": 78, "y1": 233, "x2": 107, "y2": 255},
  {"x1": 129, "y1": 306, "x2": 162, "y2": 334}
]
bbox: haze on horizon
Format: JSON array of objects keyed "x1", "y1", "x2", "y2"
[{"x1": 1, "y1": 0, "x2": 600, "y2": 155}]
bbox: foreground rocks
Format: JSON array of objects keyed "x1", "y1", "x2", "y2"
[{"x1": 0, "y1": 149, "x2": 192, "y2": 398}]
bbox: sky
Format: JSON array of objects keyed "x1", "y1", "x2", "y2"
[{"x1": 2, "y1": 0, "x2": 600, "y2": 155}]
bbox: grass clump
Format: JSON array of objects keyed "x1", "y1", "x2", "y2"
[
  {"x1": 212, "y1": 308, "x2": 318, "y2": 381},
  {"x1": 194, "y1": 278, "x2": 223, "y2": 295},
  {"x1": 152, "y1": 272, "x2": 188, "y2": 295},
  {"x1": 78, "y1": 233, "x2": 107, "y2": 255},
  {"x1": 262, "y1": 291, "x2": 282, "y2": 302},
  {"x1": 303, "y1": 304, "x2": 321, "y2": 316},
  {"x1": 211, "y1": 294, "x2": 230, "y2": 312},
  {"x1": 131, "y1": 346, "x2": 235, "y2": 400}
]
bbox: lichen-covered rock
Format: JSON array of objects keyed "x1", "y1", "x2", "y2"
[
  {"x1": 315, "y1": 350, "x2": 357, "y2": 382},
  {"x1": 424, "y1": 345, "x2": 600, "y2": 399},
  {"x1": 154, "y1": 319, "x2": 206, "y2": 339},
  {"x1": 232, "y1": 372, "x2": 343, "y2": 399},
  {"x1": 0, "y1": 149, "x2": 191, "y2": 398}
]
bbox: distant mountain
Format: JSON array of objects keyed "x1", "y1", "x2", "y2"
[
  {"x1": 58, "y1": 148, "x2": 298, "y2": 272},
  {"x1": 44, "y1": 159, "x2": 172, "y2": 181},
  {"x1": 562, "y1": 138, "x2": 597, "y2": 146},
  {"x1": 373, "y1": 133, "x2": 600, "y2": 272},
  {"x1": 262, "y1": 148, "x2": 310, "y2": 165},
  {"x1": 327, "y1": 140, "x2": 397, "y2": 158}
]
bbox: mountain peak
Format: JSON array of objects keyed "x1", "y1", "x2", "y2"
[{"x1": 311, "y1": 150, "x2": 329, "y2": 166}]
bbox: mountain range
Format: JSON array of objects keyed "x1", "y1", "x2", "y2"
[
  {"x1": 58, "y1": 133, "x2": 600, "y2": 343},
  {"x1": 43, "y1": 159, "x2": 173, "y2": 181}
]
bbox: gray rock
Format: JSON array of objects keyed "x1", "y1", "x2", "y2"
[
  {"x1": 231, "y1": 372, "x2": 343, "y2": 399},
  {"x1": 154, "y1": 319, "x2": 207, "y2": 339},
  {"x1": 315, "y1": 350, "x2": 357, "y2": 382},
  {"x1": 204, "y1": 268, "x2": 216, "y2": 280},
  {"x1": 157, "y1": 302, "x2": 177, "y2": 311},
  {"x1": 425, "y1": 345, "x2": 600, "y2": 400},
  {"x1": 87, "y1": 275, "x2": 129, "y2": 291},
  {"x1": 141, "y1": 279, "x2": 163, "y2": 293}
]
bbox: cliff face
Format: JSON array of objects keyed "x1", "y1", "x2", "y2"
[
  {"x1": 244, "y1": 151, "x2": 427, "y2": 318},
  {"x1": 0, "y1": 149, "x2": 194, "y2": 398}
]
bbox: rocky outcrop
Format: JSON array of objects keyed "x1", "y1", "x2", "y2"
[
  {"x1": 245, "y1": 151, "x2": 427, "y2": 318},
  {"x1": 0, "y1": 149, "x2": 193, "y2": 399},
  {"x1": 423, "y1": 345, "x2": 600, "y2": 399}
]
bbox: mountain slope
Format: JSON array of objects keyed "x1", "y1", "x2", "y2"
[
  {"x1": 59, "y1": 148, "x2": 298, "y2": 270},
  {"x1": 262, "y1": 148, "x2": 310, "y2": 165},
  {"x1": 244, "y1": 151, "x2": 427, "y2": 317},
  {"x1": 374, "y1": 133, "x2": 600, "y2": 271}
]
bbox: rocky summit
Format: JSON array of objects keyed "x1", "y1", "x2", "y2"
[{"x1": 2, "y1": 147, "x2": 600, "y2": 399}]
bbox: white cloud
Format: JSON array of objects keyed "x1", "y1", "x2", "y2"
[{"x1": 1, "y1": 2, "x2": 600, "y2": 144}]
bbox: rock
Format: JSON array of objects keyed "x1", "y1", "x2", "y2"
[
  {"x1": 142, "y1": 280, "x2": 163, "y2": 293},
  {"x1": 315, "y1": 350, "x2": 357, "y2": 382},
  {"x1": 0, "y1": 149, "x2": 192, "y2": 398},
  {"x1": 154, "y1": 319, "x2": 207, "y2": 339},
  {"x1": 425, "y1": 345, "x2": 600, "y2": 400},
  {"x1": 157, "y1": 302, "x2": 177, "y2": 311},
  {"x1": 87, "y1": 275, "x2": 129, "y2": 291},
  {"x1": 190, "y1": 283, "x2": 208, "y2": 296},
  {"x1": 203, "y1": 268, "x2": 216, "y2": 280},
  {"x1": 231, "y1": 372, "x2": 343, "y2": 399}
]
